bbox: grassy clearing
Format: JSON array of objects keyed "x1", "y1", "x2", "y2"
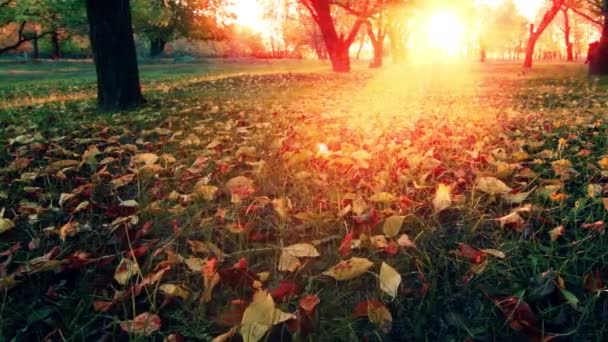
[{"x1": 1, "y1": 60, "x2": 608, "y2": 341}]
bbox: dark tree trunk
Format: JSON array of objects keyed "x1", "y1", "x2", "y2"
[
  {"x1": 366, "y1": 21, "x2": 385, "y2": 69},
  {"x1": 370, "y1": 41, "x2": 383, "y2": 68},
  {"x1": 85, "y1": 0, "x2": 145, "y2": 111},
  {"x1": 51, "y1": 32, "x2": 60, "y2": 59},
  {"x1": 480, "y1": 47, "x2": 487, "y2": 62},
  {"x1": 590, "y1": 8, "x2": 608, "y2": 75},
  {"x1": 32, "y1": 37, "x2": 39, "y2": 59},
  {"x1": 150, "y1": 37, "x2": 167, "y2": 57}
]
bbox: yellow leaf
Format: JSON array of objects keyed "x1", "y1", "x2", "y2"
[
  {"x1": 476, "y1": 177, "x2": 512, "y2": 195},
  {"x1": 502, "y1": 190, "x2": 534, "y2": 204},
  {"x1": 114, "y1": 258, "x2": 140, "y2": 286},
  {"x1": 551, "y1": 159, "x2": 572, "y2": 168},
  {"x1": 225, "y1": 176, "x2": 254, "y2": 192},
  {"x1": 323, "y1": 257, "x2": 373, "y2": 281},
  {"x1": 588, "y1": 184, "x2": 603, "y2": 198},
  {"x1": 432, "y1": 184, "x2": 452, "y2": 213},
  {"x1": 382, "y1": 216, "x2": 405, "y2": 237},
  {"x1": 480, "y1": 248, "x2": 506, "y2": 259},
  {"x1": 49, "y1": 159, "x2": 80, "y2": 169},
  {"x1": 59, "y1": 221, "x2": 79, "y2": 242},
  {"x1": 549, "y1": 226, "x2": 565, "y2": 241},
  {"x1": 352, "y1": 197, "x2": 367, "y2": 215},
  {"x1": 159, "y1": 284, "x2": 191, "y2": 300},
  {"x1": 379, "y1": 262, "x2": 401, "y2": 298},
  {"x1": 194, "y1": 185, "x2": 219, "y2": 201},
  {"x1": 132, "y1": 153, "x2": 159, "y2": 165},
  {"x1": 271, "y1": 308, "x2": 296, "y2": 325},
  {"x1": 369, "y1": 192, "x2": 397, "y2": 203},
  {"x1": 240, "y1": 291, "x2": 275, "y2": 342},
  {"x1": 210, "y1": 326, "x2": 238, "y2": 342},
  {"x1": 0, "y1": 218, "x2": 15, "y2": 234},
  {"x1": 497, "y1": 212, "x2": 524, "y2": 229},
  {"x1": 185, "y1": 257, "x2": 206, "y2": 272},
  {"x1": 598, "y1": 157, "x2": 608, "y2": 169},
  {"x1": 272, "y1": 197, "x2": 292, "y2": 219},
  {"x1": 603, "y1": 198, "x2": 608, "y2": 211},
  {"x1": 278, "y1": 250, "x2": 302, "y2": 272},
  {"x1": 282, "y1": 243, "x2": 320, "y2": 258}
]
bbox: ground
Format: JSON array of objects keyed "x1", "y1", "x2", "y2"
[{"x1": 1, "y1": 59, "x2": 608, "y2": 341}]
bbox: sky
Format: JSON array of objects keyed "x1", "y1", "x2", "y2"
[{"x1": 477, "y1": 0, "x2": 544, "y2": 22}]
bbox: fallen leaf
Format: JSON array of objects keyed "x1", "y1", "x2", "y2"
[
  {"x1": 397, "y1": 234, "x2": 416, "y2": 248},
  {"x1": 369, "y1": 192, "x2": 397, "y2": 203},
  {"x1": 323, "y1": 257, "x2": 373, "y2": 281},
  {"x1": 133, "y1": 153, "x2": 159, "y2": 165},
  {"x1": 211, "y1": 326, "x2": 238, "y2": 342},
  {"x1": 278, "y1": 250, "x2": 301, "y2": 272},
  {"x1": 282, "y1": 243, "x2": 320, "y2": 258},
  {"x1": 299, "y1": 294, "x2": 320, "y2": 313},
  {"x1": 114, "y1": 258, "x2": 140, "y2": 286},
  {"x1": 549, "y1": 226, "x2": 565, "y2": 241},
  {"x1": 497, "y1": 212, "x2": 525, "y2": 230},
  {"x1": 480, "y1": 248, "x2": 506, "y2": 259},
  {"x1": 194, "y1": 185, "x2": 219, "y2": 201},
  {"x1": 159, "y1": 284, "x2": 191, "y2": 300},
  {"x1": 382, "y1": 215, "x2": 405, "y2": 237},
  {"x1": 225, "y1": 176, "x2": 254, "y2": 193},
  {"x1": 0, "y1": 217, "x2": 15, "y2": 234},
  {"x1": 119, "y1": 312, "x2": 161, "y2": 336},
  {"x1": 240, "y1": 291, "x2": 275, "y2": 342},
  {"x1": 476, "y1": 177, "x2": 513, "y2": 195},
  {"x1": 432, "y1": 184, "x2": 452, "y2": 213},
  {"x1": 379, "y1": 262, "x2": 401, "y2": 298}
]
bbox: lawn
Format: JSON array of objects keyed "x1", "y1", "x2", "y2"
[{"x1": 1, "y1": 59, "x2": 608, "y2": 341}]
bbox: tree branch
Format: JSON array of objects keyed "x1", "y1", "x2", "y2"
[
  {"x1": 567, "y1": 5, "x2": 602, "y2": 26},
  {"x1": 0, "y1": 22, "x2": 54, "y2": 55}
]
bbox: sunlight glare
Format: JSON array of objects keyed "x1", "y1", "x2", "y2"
[{"x1": 426, "y1": 11, "x2": 466, "y2": 57}]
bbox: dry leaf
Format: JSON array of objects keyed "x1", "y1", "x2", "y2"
[
  {"x1": 278, "y1": 250, "x2": 301, "y2": 272},
  {"x1": 211, "y1": 326, "x2": 238, "y2": 342},
  {"x1": 323, "y1": 257, "x2": 374, "y2": 281},
  {"x1": 382, "y1": 215, "x2": 405, "y2": 237},
  {"x1": 240, "y1": 291, "x2": 275, "y2": 342},
  {"x1": 432, "y1": 184, "x2": 452, "y2": 212},
  {"x1": 497, "y1": 212, "x2": 524, "y2": 229},
  {"x1": 369, "y1": 192, "x2": 397, "y2": 203},
  {"x1": 225, "y1": 176, "x2": 254, "y2": 193},
  {"x1": 114, "y1": 258, "x2": 140, "y2": 286},
  {"x1": 480, "y1": 248, "x2": 506, "y2": 259},
  {"x1": 0, "y1": 217, "x2": 15, "y2": 234},
  {"x1": 194, "y1": 185, "x2": 219, "y2": 201},
  {"x1": 133, "y1": 153, "x2": 159, "y2": 165},
  {"x1": 397, "y1": 234, "x2": 416, "y2": 248},
  {"x1": 282, "y1": 243, "x2": 320, "y2": 258},
  {"x1": 159, "y1": 284, "x2": 191, "y2": 300},
  {"x1": 549, "y1": 226, "x2": 565, "y2": 241},
  {"x1": 379, "y1": 262, "x2": 401, "y2": 298},
  {"x1": 119, "y1": 312, "x2": 161, "y2": 336},
  {"x1": 476, "y1": 177, "x2": 513, "y2": 194}
]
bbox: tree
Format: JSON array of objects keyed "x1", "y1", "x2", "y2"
[
  {"x1": 85, "y1": 0, "x2": 145, "y2": 111},
  {"x1": 0, "y1": 0, "x2": 85, "y2": 56},
  {"x1": 299, "y1": 0, "x2": 373, "y2": 72},
  {"x1": 523, "y1": 0, "x2": 566, "y2": 68},
  {"x1": 132, "y1": 0, "x2": 230, "y2": 57}
]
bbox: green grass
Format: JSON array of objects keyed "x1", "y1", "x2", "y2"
[{"x1": 1, "y1": 59, "x2": 608, "y2": 341}]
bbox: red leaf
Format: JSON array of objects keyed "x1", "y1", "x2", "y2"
[
  {"x1": 458, "y1": 243, "x2": 486, "y2": 264},
  {"x1": 383, "y1": 241, "x2": 399, "y2": 255},
  {"x1": 352, "y1": 300, "x2": 385, "y2": 318},
  {"x1": 270, "y1": 280, "x2": 302, "y2": 302},
  {"x1": 338, "y1": 231, "x2": 353, "y2": 256},
  {"x1": 299, "y1": 294, "x2": 320, "y2": 314},
  {"x1": 0, "y1": 243, "x2": 21, "y2": 256}
]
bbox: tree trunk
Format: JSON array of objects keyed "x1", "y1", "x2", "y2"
[
  {"x1": 306, "y1": 0, "x2": 362, "y2": 72},
  {"x1": 51, "y1": 32, "x2": 60, "y2": 59},
  {"x1": 563, "y1": 9, "x2": 574, "y2": 62},
  {"x1": 32, "y1": 37, "x2": 39, "y2": 59},
  {"x1": 85, "y1": 0, "x2": 145, "y2": 111},
  {"x1": 523, "y1": 0, "x2": 564, "y2": 68},
  {"x1": 480, "y1": 47, "x2": 487, "y2": 62},
  {"x1": 150, "y1": 37, "x2": 167, "y2": 57},
  {"x1": 590, "y1": 7, "x2": 608, "y2": 75},
  {"x1": 370, "y1": 41, "x2": 383, "y2": 68}
]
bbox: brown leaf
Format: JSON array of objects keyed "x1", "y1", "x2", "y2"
[{"x1": 119, "y1": 312, "x2": 161, "y2": 336}]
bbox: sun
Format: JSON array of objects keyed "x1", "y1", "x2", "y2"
[
  {"x1": 426, "y1": 11, "x2": 466, "y2": 56},
  {"x1": 232, "y1": 1, "x2": 266, "y2": 33}
]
